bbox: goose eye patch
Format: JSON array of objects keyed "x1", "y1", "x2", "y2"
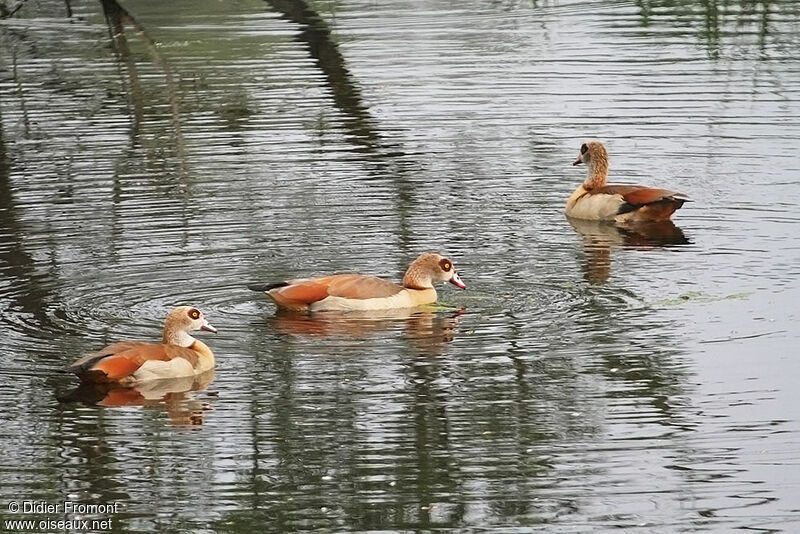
[
  {"x1": 580, "y1": 143, "x2": 588, "y2": 154},
  {"x1": 188, "y1": 309, "x2": 201, "y2": 320},
  {"x1": 439, "y1": 259, "x2": 452, "y2": 271}
]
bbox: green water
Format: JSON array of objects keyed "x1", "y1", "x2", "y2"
[{"x1": 1, "y1": 0, "x2": 799, "y2": 531}]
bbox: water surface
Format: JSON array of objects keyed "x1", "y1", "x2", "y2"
[{"x1": 1, "y1": 0, "x2": 799, "y2": 531}]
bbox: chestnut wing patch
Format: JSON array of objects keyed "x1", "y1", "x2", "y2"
[
  {"x1": 67, "y1": 341, "x2": 146, "y2": 375},
  {"x1": 272, "y1": 279, "x2": 331, "y2": 304},
  {"x1": 594, "y1": 185, "x2": 688, "y2": 215},
  {"x1": 272, "y1": 274, "x2": 403, "y2": 303},
  {"x1": 326, "y1": 275, "x2": 403, "y2": 300},
  {"x1": 71, "y1": 342, "x2": 202, "y2": 382},
  {"x1": 623, "y1": 188, "x2": 683, "y2": 206},
  {"x1": 90, "y1": 343, "x2": 172, "y2": 380}
]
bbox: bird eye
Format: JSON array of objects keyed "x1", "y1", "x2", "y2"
[
  {"x1": 580, "y1": 143, "x2": 588, "y2": 154},
  {"x1": 439, "y1": 259, "x2": 452, "y2": 271},
  {"x1": 188, "y1": 308, "x2": 201, "y2": 320}
]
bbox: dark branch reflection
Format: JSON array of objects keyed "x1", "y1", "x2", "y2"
[
  {"x1": 0, "y1": 108, "x2": 54, "y2": 326},
  {"x1": 264, "y1": 0, "x2": 418, "y2": 261},
  {"x1": 100, "y1": 0, "x2": 186, "y2": 163},
  {"x1": 264, "y1": 0, "x2": 384, "y2": 152}
]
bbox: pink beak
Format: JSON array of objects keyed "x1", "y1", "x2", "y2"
[
  {"x1": 201, "y1": 321, "x2": 217, "y2": 333},
  {"x1": 572, "y1": 156, "x2": 583, "y2": 166},
  {"x1": 449, "y1": 272, "x2": 466, "y2": 289}
]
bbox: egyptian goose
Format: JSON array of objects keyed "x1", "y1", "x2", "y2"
[
  {"x1": 66, "y1": 306, "x2": 217, "y2": 385},
  {"x1": 567, "y1": 141, "x2": 689, "y2": 222},
  {"x1": 248, "y1": 252, "x2": 466, "y2": 312}
]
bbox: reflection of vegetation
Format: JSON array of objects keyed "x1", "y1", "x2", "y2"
[
  {"x1": 264, "y1": 0, "x2": 382, "y2": 151},
  {"x1": 700, "y1": 0, "x2": 721, "y2": 56},
  {"x1": 264, "y1": 0, "x2": 418, "y2": 263},
  {"x1": 0, "y1": 0, "x2": 28, "y2": 19},
  {"x1": 216, "y1": 92, "x2": 256, "y2": 129},
  {"x1": 0, "y1": 108, "x2": 54, "y2": 325},
  {"x1": 100, "y1": 0, "x2": 186, "y2": 164},
  {"x1": 634, "y1": 0, "x2": 792, "y2": 57},
  {"x1": 0, "y1": 0, "x2": 71, "y2": 19}
]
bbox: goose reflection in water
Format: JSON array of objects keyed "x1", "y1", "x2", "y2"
[
  {"x1": 59, "y1": 370, "x2": 216, "y2": 426},
  {"x1": 270, "y1": 308, "x2": 464, "y2": 354},
  {"x1": 567, "y1": 216, "x2": 690, "y2": 284}
]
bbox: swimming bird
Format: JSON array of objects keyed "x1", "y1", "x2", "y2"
[
  {"x1": 248, "y1": 252, "x2": 466, "y2": 312},
  {"x1": 66, "y1": 306, "x2": 217, "y2": 385},
  {"x1": 567, "y1": 141, "x2": 689, "y2": 222}
]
